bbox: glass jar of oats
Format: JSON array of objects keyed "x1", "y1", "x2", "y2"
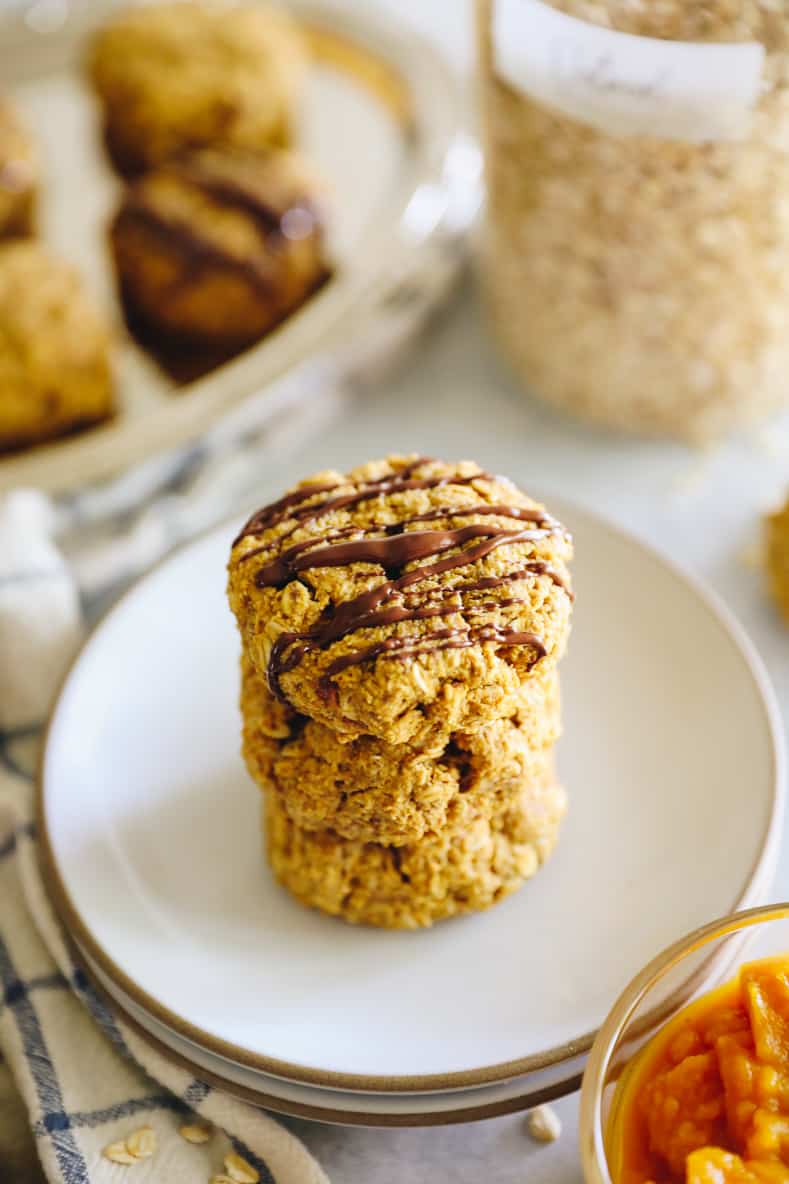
[{"x1": 478, "y1": 0, "x2": 789, "y2": 442}]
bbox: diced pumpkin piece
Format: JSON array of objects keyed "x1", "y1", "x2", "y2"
[
  {"x1": 613, "y1": 960, "x2": 789, "y2": 1184},
  {"x1": 670, "y1": 1027, "x2": 706, "y2": 1065},
  {"x1": 745, "y1": 1110, "x2": 789, "y2": 1164},
  {"x1": 641, "y1": 1052, "x2": 728, "y2": 1178},
  {"x1": 688, "y1": 1148, "x2": 761, "y2": 1184},
  {"x1": 748, "y1": 1164, "x2": 789, "y2": 1184},
  {"x1": 742, "y1": 962, "x2": 789, "y2": 1069},
  {"x1": 702, "y1": 1007, "x2": 752, "y2": 1050},
  {"x1": 754, "y1": 1066, "x2": 789, "y2": 1122},
  {"x1": 716, "y1": 1034, "x2": 760, "y2": 1147},
  {"x1": 687, "y1": 1149, "x2": 789, "y2": 1184}
]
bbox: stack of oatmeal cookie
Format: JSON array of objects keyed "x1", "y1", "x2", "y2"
[{"x1": 227, "y1": 456, "x2": 573, "y2": 928}]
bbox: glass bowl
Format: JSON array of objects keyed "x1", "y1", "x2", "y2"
[{"x1": 579, "y1": 902, "x2": 789, "y2": 1184}]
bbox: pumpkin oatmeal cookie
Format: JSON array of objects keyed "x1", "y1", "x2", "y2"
[
  {"x1": 241, "y1": 651, "x2": 561, "y2": 846},
  {"x1": 88, "y1": 1, "x2": 306, "y2": 175},
  {"x1": 0, "y1": 242, "x2": 113, "y2": 450},
  {"x1": 228, "y1": 456, "x2": 573, "y2": 747},
  {"x1": 110, "y1": 147, "x2": 327, "y2": 348},
  {"x1": 0, "y1": 101, "x2": 37, "y2": 240},
  {"x1": 263, "y1": 775, "x2": 567, "y2": 929},
  {"x1": 765, "y1": 497, "x2": 789, "y2": 623}
]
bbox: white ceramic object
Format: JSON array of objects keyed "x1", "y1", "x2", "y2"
[
  {"x1": 75, "y1": 896, "x2": 778, "y2": 1125},
  {"x1": 40, "y1": 497, "x2": 784, "y2": 1092},
  {"x1": 0, "y1": 0, "x2": 474, "y2": 492},
  {"x1": 79, "y1": 944, "x2": 588, "y2": 1124}
]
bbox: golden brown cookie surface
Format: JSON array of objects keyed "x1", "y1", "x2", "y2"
[
  {"x1": 228, "y1": 456, "x2": 573, "y2": 747},
  {"x1": 88, "y1": 1, "x2": 306, "y2": 175},
  {"x1": 766, "y1": 500, "x2": 789, "y2": 623},
  {"x1": 264, "y1": 776, "x2": 566, "y2": 929},
  {"x1": 110, "y1": 147, "x2": 327, "y2": 347},
  {"x1": 0, "y1": 102, "x2": 37, "y2": 240},
  {"x1": 0, "y1": 242, "x2": 113, "y2": 450},
  {"x1": 241, "y1": 652, "x2": 561, "y2": 846}
]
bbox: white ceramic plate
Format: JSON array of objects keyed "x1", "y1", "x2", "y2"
[
  {"x1": 79, "y1": 943, "x2": 588, "y2": 1125},
  {"x1": 0, "y1": 0, "x2": 474, "y2": 492},
  {"x1": 76, "y1": 900, "x2": 776, "y2": 1125},
  {"x1": 40, "y1": 497, "x2": 784, "y2": 1092}
]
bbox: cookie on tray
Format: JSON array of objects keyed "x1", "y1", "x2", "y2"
[
  {"x1": 228, "y1": 456, "x2": 574, "y2": 747},
  {"x1": 263, "y1": 775, "x2": 567, "y2": 929},
  {"x1": 0, "y1": 101, "x2": 37, "y2": 239},
  {"x1": 88, "y1": 0, "x2": 307, "y2": 175},
  {"x1": 110, "y1": 147, "x2": 327, "y2": 348},
  {"x1": 241, "y1": 651, "x2": 561, "y2": 846},
  {"x1": 0, "y1": 242, "x2": 113, "y2": 450}
]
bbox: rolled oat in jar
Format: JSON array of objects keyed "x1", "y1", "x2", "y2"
[{"x1": 478, "y1": 0, "x2": 789, "y2": 442}]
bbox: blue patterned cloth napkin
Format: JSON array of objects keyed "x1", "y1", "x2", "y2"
[{"x1": 0, "y1": 490, "x2": 329, "y2": 1184}]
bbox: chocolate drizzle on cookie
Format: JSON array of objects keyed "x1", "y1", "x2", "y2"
[
  {"x1": 254, "y1": 519, "x2": 552, "y2": 588},
  {"x1": 234, "y1": 456, "x2": 439, "y2": 549},
  {"x1": 113, "y1": 145, "x2": 323, "y2": 302},
  {"x1": 114, "y1": 194, "x2": 280, "y2": 299},
  {"x1": 168, "y1": 154, "x2": 319, "y2": 241},
  {"x1": 234, "y1": 460, "x2": 572, "y2": 704}
]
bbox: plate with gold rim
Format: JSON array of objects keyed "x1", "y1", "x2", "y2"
[
  {"x1": 74, "y1": 941, "x2": 587, "y2": 1124},
  {"x1": 39, "y1": 498, "x2": 784, "y2": 1092},
  {"x1": 71, "y1": 915, "x2": 774, "y2": 1125}
]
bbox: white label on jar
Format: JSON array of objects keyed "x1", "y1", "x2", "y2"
[{"x1": 493, "y1": 0, "x2": 765, "y2": 142}]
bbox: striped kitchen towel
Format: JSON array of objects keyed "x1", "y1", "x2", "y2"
[{"x1": 0, "y1": 489, "x2": 329, "y2": 1184}]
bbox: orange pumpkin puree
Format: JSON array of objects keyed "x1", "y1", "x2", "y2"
[{"x1": 608, "y1": 958, "x2": 789, "y2": 1184}]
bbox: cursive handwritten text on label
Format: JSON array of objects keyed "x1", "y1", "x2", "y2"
[{"x1": 493, "y1": 0, "x2": 765, "y2": 143}]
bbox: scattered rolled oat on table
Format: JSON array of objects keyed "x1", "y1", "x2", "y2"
[
  {"x1": 102, "y1": 1126, "x2": 157, "y2": 1165},
  {"x1": 477, "y1": 0, "x2": 789, "y2": 442},
  {"x1": 227, "y1": 455, "x2": 574, "y2": 928},
  {"x1": 526, "y1": 1104, "x2": 562, "y2": 1144}
]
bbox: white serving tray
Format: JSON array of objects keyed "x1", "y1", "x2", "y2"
[{"x1": 0, "y1": 0, "x2": 476, "y2": 493}]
